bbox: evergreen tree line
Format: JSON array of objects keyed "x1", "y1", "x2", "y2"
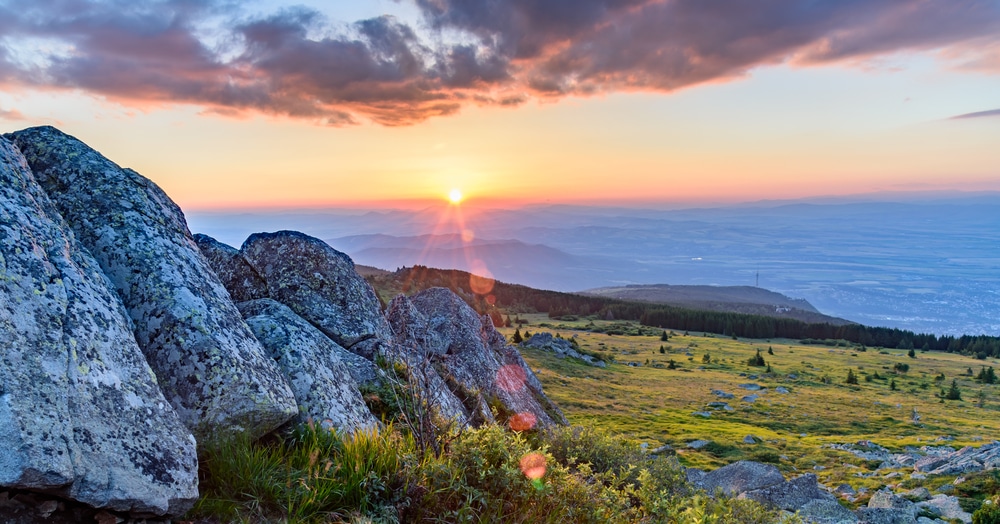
[{"x1": 376, "y1": 266, "x2": 1000, "y2": 359}]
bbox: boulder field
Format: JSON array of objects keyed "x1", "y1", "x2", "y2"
[{"x1": 0, "y1": 127, "x2": 564, "y2": 519}]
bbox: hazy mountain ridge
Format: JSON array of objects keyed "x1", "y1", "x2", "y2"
[
  {"x1": 582, "y1": 284, "x2": 854, "y2": 326},
  {"x1": 191, "y1": 194, "x2": 1000, "y2": 336}
]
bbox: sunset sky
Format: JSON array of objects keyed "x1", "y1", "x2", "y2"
[{"x1": 1, "y1": 0, "x2": 999, "y2": 210}]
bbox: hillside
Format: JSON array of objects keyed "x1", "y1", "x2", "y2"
[
  {"x1": 583, "y1": 284, "x2": 853, "y2": 325},
  {"x1": 504, "y1": 314, "x2": 1000, "y2": 519}
]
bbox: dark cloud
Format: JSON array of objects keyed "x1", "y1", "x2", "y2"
[
  {"x1": 950, "y1": 108, "x2": 1000, "y2": 119},
  {"x1": 1, "y1": 0, "x2": 998, "y2": 125}
]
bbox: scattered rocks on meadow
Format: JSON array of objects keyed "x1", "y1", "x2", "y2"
[
  {"x1": 0, "y1": 136, "x2": 198, "y2": 516},
  {"x1": 520, "y1": 332, "x2": 606, "y2": 367},
  {"x1": 712, "y1": 389, "x2": 735, "y2": 399},
  {"x1": 8, "y1": 126, "x2": 298, "y2": 440}
]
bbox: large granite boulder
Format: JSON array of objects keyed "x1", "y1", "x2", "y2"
[
  {"x1": 697, "y1": 460, "x2": 786, "y2": 497},
  {"x1": 240, "y1": 231, "x2": 392, "y2": 357},
  {"x1": 6, "y1": 126, "x2": 297, "y2": 439},
  {"x1": 389, "y1": 288, "x2": 567, "y2": 429},
  {"x1": 238, "y1": 299, "x2": 379, "y2": 433},
  {"x1": 739, "y1": 473, "x2": 831, "y2": 512},
  {"x1": 0, "y1": 137, "x2": 197, "y2": 516}
]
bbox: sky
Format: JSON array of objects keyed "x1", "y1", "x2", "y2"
[{"x1": 1, "y1": 0, "x2": 999, "y2": 210}]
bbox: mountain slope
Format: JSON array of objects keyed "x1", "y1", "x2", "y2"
[{"x1": 583, "y1": 284, "x2": 853, "y2": 325}]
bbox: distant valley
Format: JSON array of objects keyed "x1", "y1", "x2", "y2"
[{"x1": 190, "y1": 193, "x2": 1000, "y2": 337}]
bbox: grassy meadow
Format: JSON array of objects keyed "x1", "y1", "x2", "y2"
[{"x1": 504, "y1": 314, "x2": 1000, "y2": 490}]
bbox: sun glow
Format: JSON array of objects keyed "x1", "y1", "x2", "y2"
[{"x1": 448, "y1": 188, "x2": 463, "y2": 204}]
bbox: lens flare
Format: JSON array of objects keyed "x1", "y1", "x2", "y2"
[
  {"x1": 496, "y1": 364, "x2": 527, "y2": 392},
  {"x1": 520, "y1": 453, "x2": 547, "y2": 480},
  {"x1": 509, "y1": 412, "x2": 538, "y2": 431},
  {"x1": 448, "y1": 188, "x2": 463, "y2": 204}
]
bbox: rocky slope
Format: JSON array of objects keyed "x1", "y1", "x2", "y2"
[{"x1": 0, "y1": 126, "x2": 565, "y2": 520}]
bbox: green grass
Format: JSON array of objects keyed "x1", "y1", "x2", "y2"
[{"x1": 506, "y1": 314, "x2": 1000, "y2": 484}]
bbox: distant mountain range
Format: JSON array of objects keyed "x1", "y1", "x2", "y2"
[
  {"x1": 582, "y1": 284, "x2": 852, "y2": 326},
  {"x1": 190, "y1": 193, "x2": 1000, "y2": 336}
]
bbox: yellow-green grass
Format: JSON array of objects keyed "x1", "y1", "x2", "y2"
[{"x1": 506, "y1": 314, "x2": 1000, "y2": 489}]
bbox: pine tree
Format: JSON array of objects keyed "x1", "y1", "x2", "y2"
[
  {"x1": 890, "y1": 378, "x2": 897, "y2": 391},
  {"x1": 946, "y1": 379, "x2": 962, "y2": 400},
  {"x1": 667, "y1": 359, "x2": 677, "y2": 370},
  {"x1": 846, "y1": 369, "x2": 859, "y2": 385},
  {"x1": 907, "y1": 348, "x2": 916, "y2": 358},
  {"x1": 660, "y1": 330, "x2": 669, "y2": 341},
  {"x1": 659, "y1": 345, "x2": 666, "y2": 354},
  {"x1": 767, "y1": 346, "x2": 774, "y2": 355},
  {"x1": 702, "y1": 353, "x2": 712, "y2": 364},
  {"x1": 748, "y1": 349, "x2": 766, "y2": 367},
  {"x1": 511, "y1": 328, "x2": 523, "y2": 344}
]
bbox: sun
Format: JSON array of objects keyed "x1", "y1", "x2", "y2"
[{"x1": 448, "y1": 188, "x2": 463, "y2": 204}]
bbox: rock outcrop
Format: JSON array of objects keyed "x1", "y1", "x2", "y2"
[
  {"x1": 388, "y1": 288, "x2": 567, "y2": 429},
  {"x1": 521, "y1": 332, "x2": 606, "y2": 367},
  {"x1": 193, "y1": 233, "x2": 266, "y2": 303},
  {"x1": 238, "y1": 299, "x2": 379, "y2": 433},
  {"x1": 6, "y1": 126, "x2": 297, "y2": 440},
  {"x1": 0, "y1": 137, "x2": 198, "y2": 516}
]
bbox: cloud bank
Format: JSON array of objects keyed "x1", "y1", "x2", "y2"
[{"x1": 2, "y1": 0, "x2": 999, "y2": 125}]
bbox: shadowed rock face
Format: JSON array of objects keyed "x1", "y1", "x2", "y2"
[
  {"x1": 385, "y1": 295, "x2": 471, "y2": 426},
  {"x1": 240, "y1": 230, "x2": 392, "y2": 356},
  {"x1": 392, "y1": 288, "x2": 567, "y2": 429},
  {"x1": 6, "y1": 126, "x2": 297, "y2": 440},
  {"x1": 0, "y1": 137, "x2": 198, "y2": 516},
  {"x1": 193, "y1": 233, "x2": 266, "y2": 303},
  {"x1": 238, "y1": 299, "x2": 379, "y2": 433}
]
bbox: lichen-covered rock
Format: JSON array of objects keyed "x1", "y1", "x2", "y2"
[
  {"x1": 0, "y1": 137, "x2": 197, "y2": 516},
  {"x1": 739, "y1": 473, "x2": 828, "y2": 512},
  {"x1": 398, "y1": 287, "x2": 567, "y2": 428},
  {"x1": 193, "y1": 234, "x2": 266, "y2": 303},
  {"x1": 699, "y1": 460, "x2": 786, "y2": 497},
  {"x1": 238, "y1": 299, "x2": 379, "y2": 433},
  {"x1": 385, "y1": 295, "x2": 471, "y2": 426},
  {"x1": 797, "y1": 499, "x2": 859, "y2": 524},
  {"x1": 240, "y1": 231, "x2": 391, "y2": 355},
  {"x1": 6, "y1": 126, "x2": 297, "y2": 439}
]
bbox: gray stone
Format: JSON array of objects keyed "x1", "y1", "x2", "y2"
[
  {"x1": 740, "y1": 473, "x2": 824, "y2": 511},
  {"x1": 521, "y1": 332, "x2": 605, "y2": 367},
  {"x1": 385, "y1": 294, "x2": 471, "y2": 426},
  {"x1": 918, "y1": 494, "x2": 971, "y2": 524},
  {"x1": 855, "y1": 507, "x2": 916, "y2": 524},
  {"x1": 687, "y1": 440, "x2": 712, "y2": 449},
  {"x1": 712, "y1": 389, "x2": 735, "y2": 399},
  {"x1": 743, "y1": 394, "x2": 760, "y2": 403},
  {"x1": 238, "y1": 299, "x2": 379, "y2": 434},
  {"x1": 798, "y1": 499, "x2": 859, "y2": 523},
  {"x1": 240, "y1": 230, "x2": 391, "y2": 355},
  {"x1": 739, "y1": 383, "x2": 763, "y2": 391},
  {"x1": 0, "y1": 137, "x2": 197, "y2": 516},
  {"x1": 743, "y1": 435, "x2": 761, "y2": 444},
  {"x1": 866, "y1": 489, "x2": 917, "y2": 522},
  {"x1": 7, "y1": 126, "x2": 297, "y2": 439},
  {"x1": 904, "y1": 488, "x2": 931, "y2": 502},
  {"x1": 692, "y1": 411, "x2": 713, "y2": 418},
  {"x1": 193, "y1": 234, "x2": 266, "y2": 303},
  {"x1": 389, "y1": 288, "x2": 566, "y2": 428},
  {"x1": 700, "y1": 460, "x2": 785, "y2": 496},
  {"x1": 776, "y1": 386, "x2": 790, "y2": 394}
]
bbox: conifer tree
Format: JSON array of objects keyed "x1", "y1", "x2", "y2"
[
  {"x1": 846, "y1": 369, "x2": 859, "y2": 385},
  {"x1": 946, "y1": 379, "x2": 962, "y2": 400},
  {"x1": 511, "y1": 328, "x2": 523, "y2": 344}
]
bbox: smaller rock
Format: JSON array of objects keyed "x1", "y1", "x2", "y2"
[
  {"x1": 798, "y1": 498, "x2": 859, "y2": 523},
  {"x1": 37, "y1": 500, "x2": 58, "y2": 518},
  {"x1": 834, "y1": 484, "x2": 857, "y2": 496},
  {"x1": 742, "y1": 394, "x2": 760, "y2": 403},
  {"x1": 707, "y1": 402, "x2": 730, "y2": 409},
  {"x1": 904, "y1": 487, "x2": 931, "y2": 502},
  {"x1": 712, "y1": 389, "x2": 735, "y2": 399},
  {"x1": 775, "y1": 386, "x2": 790, "y2": 394},
  {"x1": 650, "y1": 444, "x2": 675, "y2": 455},
  {"x1": 693, "y1": 411, "x2": 713, "y2": 418},
  {"x1": 743, "y1": 435, "x2": 761, "y2": 444},
  {"x1": 739, "y1": 383, "x2": 763, "y2": 391},
  {"x1": 688, "y1": 440, "x2": 712, "y2": 449}
]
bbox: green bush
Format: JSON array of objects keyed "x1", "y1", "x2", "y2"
[{"x1": 974, "y1": 499, "x2": 1000, "y2": 524}]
